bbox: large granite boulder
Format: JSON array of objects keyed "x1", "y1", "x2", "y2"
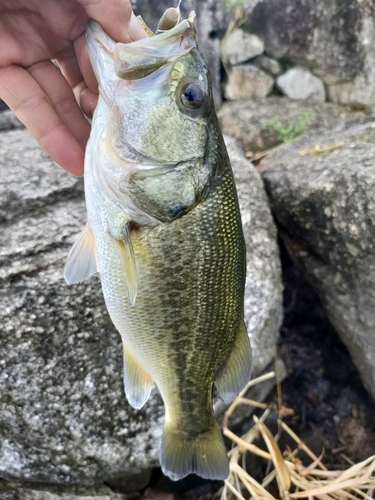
[
  {"x1": 245, "y1": 0, "x2": 375, "y2": 110},
  {"x1": 259, "y1": 117, "x2": 375, "y2": 401},
  {"x1": 0, "y1": 128, "x2": 164, "y2": 487},
  {"x1": 0, "y1": 125, "x2": 282, "y2": 486},
  {"x1": 225, "y1": 136, "x2": 282, "y2": 377}
]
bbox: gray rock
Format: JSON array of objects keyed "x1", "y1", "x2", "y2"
[
  {"x1": 0, "y1": 110, "x2": 24, "y2": 132},
  {"x1": 191, "y1": 0, "x2": 227, "y2": 107},
  {"x1": 0, "y1": 126, "x2": 282, "y2": 483},
  {"x1": 225, "y1": 135, "x2": 283, "y2": 378},
  {"x1": 277, "y1": 67, "x2": 326, "y2": 102},
  {"x1": 224, "y1": 64, "x2": 274, "y2": 100},
  {"x1": 253, "y1": 55, "x2": 283, "y2": 77},
  {"x1": 221, "y1": 29, "x2": 264, "y2": 66},
  {"x1": 259, "y1": 117, "x2": 375, "y2": 401},
  {"x1": 245, "y1": 0, "x2": 375, "y2": 109},
  {"x1": 218, "y1": 97, "x2": 364, "y2": 154},
  {"x1": 0, "y1": 99, "x2": 9, "y2": 112},
  {"x1": 0, "y1": 129, "x2": 163, "y2": 485},
  {"x1": 0, "y1": 486, "x2": 130, "y2": 500}
]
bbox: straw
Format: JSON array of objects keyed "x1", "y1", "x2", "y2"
[{"x1": 221, "y1": 372, "x2": 375, "y2": 500}]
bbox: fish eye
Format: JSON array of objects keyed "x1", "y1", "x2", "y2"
[{"x1": 179, "y1": 82, "x2": 205, "y2": 110}]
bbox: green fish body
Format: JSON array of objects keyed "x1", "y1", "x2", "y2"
[{"x1": 65, "y1": 11, "x2": 251, "y2": 481}]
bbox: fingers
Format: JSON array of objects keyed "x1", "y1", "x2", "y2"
[
  {"x1": 57, "y1": 39, "x2": 97, "y2": 94},
  {"x1": 78, "y1": 86, "x2": 98, "y2": 117},
  {"x1": 77, "y1": 0, "x2": 147, "y2": 42},
  {"x1": 56, "y1": 35, "x2": 98, "y2": 118},
  {"x1": 65, "y1": 1, "x2": 148, "y2": 114},
  {"x1": 72, "y1": 33, "x2": 97, "y2": 94},
  {"x1": 28, "y1": 59, "x2": 91, "y2": 151},
  {"x1": 0, "y1": 64, "x2": 87, "y2": 176},
  {"x1": 71, "y1": 1, "x2": 148, "y2": 114},
  {"x1": 0, "y1": 0, "x2": 148, "y2": 180}
]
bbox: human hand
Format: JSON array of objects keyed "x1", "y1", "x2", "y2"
[{"x1": 0, "y1": 0, "x2": 146, "y2": 176}]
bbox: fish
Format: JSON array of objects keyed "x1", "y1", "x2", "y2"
[{"x1": 64, "y1": 7, "x2": 252, "y2": 482}]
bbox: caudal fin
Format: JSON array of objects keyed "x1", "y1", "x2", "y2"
[{"x1": 160, "y1": 421, "x2": 229, "y2": 481}]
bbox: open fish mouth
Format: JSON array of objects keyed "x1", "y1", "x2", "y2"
[{"x1": 86, "y1": 12, "x2": 197, "y2": 84}]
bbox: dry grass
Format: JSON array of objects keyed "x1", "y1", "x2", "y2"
[{"x1": 220, "y1": 372, "x2": 375, "y2": 500}]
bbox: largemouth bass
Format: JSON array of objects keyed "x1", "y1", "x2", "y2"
[{"x1": 64, "y1": 8, "x2": 252, "y2": 481}]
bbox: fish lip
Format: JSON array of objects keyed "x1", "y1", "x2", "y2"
[
  {"x1": 126, "y1": 17, "x2": 196, "y2": 48},
  {"x1": 86, "y1": 19, "x2": 116, "y2": 53},
  {"x1": 87, "y1": 15, "x2": 197, "y2": 81},
  {"x1": 86, "y1": 15, "x2": 195, "y2": 47}
]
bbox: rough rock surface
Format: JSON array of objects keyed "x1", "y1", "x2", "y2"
[
  {"x1": 0, "y1": 111, "x2": 24, "y2": 132},
  {"x1": 221, "y1": 29, "x2": 264, "y2": 66},
  {"x1": 0, "y1": 129, "x2": 164, "y2": 486},
  {"x1": 0, "y1": 126, "x2": 282, "y2": 484},
  {"x1": 0, "y1": 486, "x2": 128, "y2": 500},
  {"x1": 253, "y1": 55, "x2": 282, "y2": 77},
  {"x1": 277, "y1": 67, "x2": 326, "y2": 102},
  {"x1": 218, "y1": 97, "x2": 364, "y2": 154},
  {"x1": 259, "y1": 117, "x2": 375, "y2": 401},
  {"x1": 245, "y1": 0, "x2": 375, "y2": 109},
  {"x1": 224, "y1": 64, "x2": 274, "y2": 101},
  {"x1": 225, "y1": 135, "x2": 282, "y2": 377}
]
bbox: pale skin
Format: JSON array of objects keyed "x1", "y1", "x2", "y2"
[{"x1": 0, "y1": 0, "x2": 146, "y2": 176}]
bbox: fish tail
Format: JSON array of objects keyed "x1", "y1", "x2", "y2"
[{"x1": 160, "y1": 421, "x2": 229, "y2": 481}]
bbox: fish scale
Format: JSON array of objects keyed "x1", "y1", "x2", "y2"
[{"x1": 64, "y1": 9, "x2": 252, "y2": 481}]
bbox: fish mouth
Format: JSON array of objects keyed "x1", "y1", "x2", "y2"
[
  {"x1": 87, "y1": 14, "x2": 197, "y2": 82},
  {"x1": 114, "y1": 17, "x2": 197, "y2": 80}
]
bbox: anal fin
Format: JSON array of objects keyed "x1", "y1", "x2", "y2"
[
  {"x1": 123, "y1": 346, "x2": 153, "y2": 409},
  {"x1": 111, "y1": 224, "x2": 137, "y2": 305},
  {"x1": 215, "y1": 321, "x2": 252, "y2": 404},
  {"x1": 64, "y1": 222, "x2": 97, "y2": 284}
]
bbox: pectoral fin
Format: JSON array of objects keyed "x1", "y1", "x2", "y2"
[
  {"x1": 111, "y1": 225, "x2": 137, "y2": 305},
  {"x1": 215, "y1": 321, "x2": 252, "y2": 404},
  {"x1": 64, "y1": 223, "x2": 98, "y2": 284},
  {"x1": 123, "y1": 346, "x2": 153, "y2": 409}
]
